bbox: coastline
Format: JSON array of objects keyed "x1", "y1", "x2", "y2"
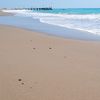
[
  {"x1": 0, "y1": 10, "x2": 14, "y2": 16},
  {"x1": 1, "y1": 11, "x2": 100, "y2": 100},
  {"x1": 0, "y1": 15, "x2": 100, "y2": 41}
]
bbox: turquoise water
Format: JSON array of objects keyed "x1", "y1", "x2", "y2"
[{"x1": 32, "y1": 8, "x2": 100, "y2": 14}]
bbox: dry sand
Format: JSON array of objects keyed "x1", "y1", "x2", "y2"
[{"x1": 0, "y1": 24, "x2": 100, "y2": 100}]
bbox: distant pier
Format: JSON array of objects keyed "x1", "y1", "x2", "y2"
[
  {"x1": 28, "y1": 7, "x2": 53, "y2": 10},
  {"x1": 2, "y1": 7, "x2": 53, "y2": 10}
]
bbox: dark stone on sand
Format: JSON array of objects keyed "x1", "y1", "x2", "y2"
[
  {"x1": 21, "y1": 82, "x2": 24, "y2": 85},
  {"x1": 18, "y1": 79, "x2": 22, "y2": 81},
  {"x1": 49, "y1": 48, "x2": 52, "y2": 49},
  {"x1": 33, "y1": 48, "x2": 36, "y2": 50}
]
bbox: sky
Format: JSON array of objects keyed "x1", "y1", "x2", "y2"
[{"x1": 0, "y1": 0, "x2": 100, "y2": 8}]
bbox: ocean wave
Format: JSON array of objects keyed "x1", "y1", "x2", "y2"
[{"x1": 3, "y1": 10, "x2": 100, "y2": 35}]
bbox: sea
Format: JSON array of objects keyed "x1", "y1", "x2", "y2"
[{"x1": 2, "y1": 8, "x2": 100, "y2": 40}]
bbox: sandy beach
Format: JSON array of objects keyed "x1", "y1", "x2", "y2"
[
  {"x1": 0, "y1": 10, "x2": 13, "y2": 16},
  {"x1": 0, "y1": 11, "x2": 100, "y2": 100}
]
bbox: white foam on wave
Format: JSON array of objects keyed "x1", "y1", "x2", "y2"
[
  {"x1": 3, "y1": 10, "x2": 100, "y2": 35},
  {"x1": 30, "y1": 12, "x2": 100, "y2": 35},
  {"x1": 3, "y1": 10, "x2": 28, "y2": 14}
]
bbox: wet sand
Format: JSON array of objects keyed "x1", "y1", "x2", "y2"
[
  {"x1": 0, "y1": 10, "x2": 14, "y2": 16},
  {"x1": 0, "y1": 24, "x2": 100, "y2": 100}
]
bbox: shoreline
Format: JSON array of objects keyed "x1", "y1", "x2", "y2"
[
  {"x1": 0, "y1": 10, "x2": 14, "y2": 16},
  {"x1": 1, "y1": 24, "x2": 100, "y2": 43},
  {"x1": 0, "y1": 15, "x2": 100, "y2": 41}
]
